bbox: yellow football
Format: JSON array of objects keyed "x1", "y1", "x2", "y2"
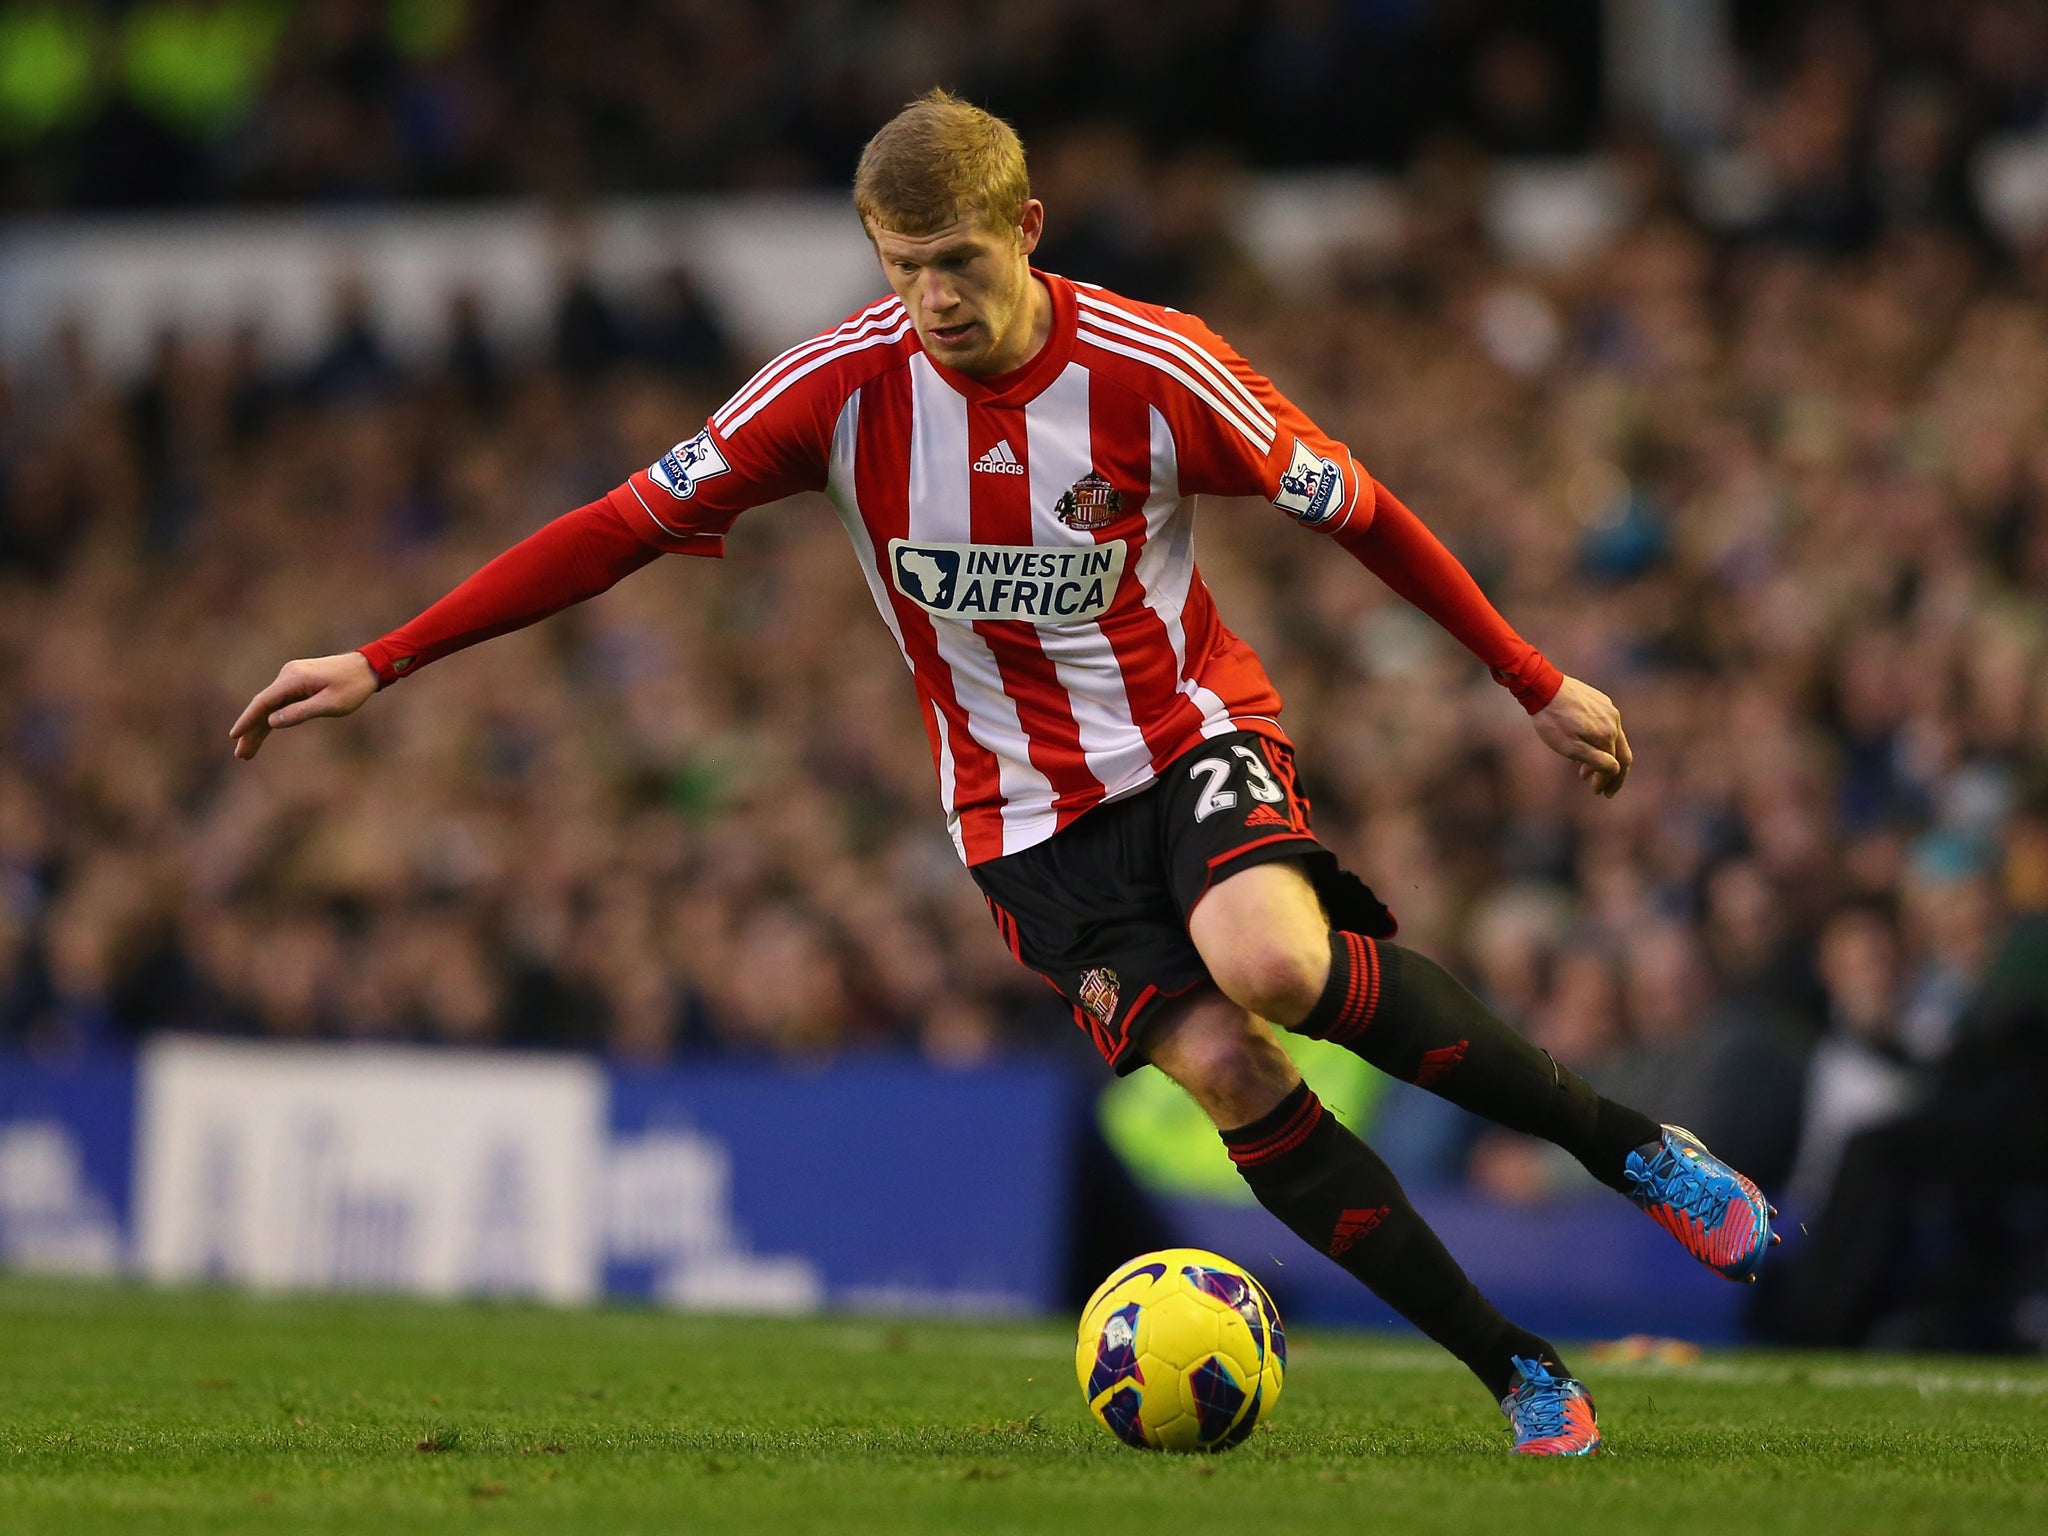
[{"x1": 1075, "y1": 1247, "x2": 1285, "y2": 1452}]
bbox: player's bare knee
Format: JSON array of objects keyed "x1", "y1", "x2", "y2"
[
  {"x1": 1149, "y1": 1007, "x2": 1296, "y2": 1126},
  {"x1": 1180, "y1": 1046, "x2": 1291, "y2": 1126},
  {"x1": 1205, "y1": 935, "x2": 1326, "y2": 1027}
]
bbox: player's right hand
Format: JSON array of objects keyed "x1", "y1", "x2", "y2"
[{"x1": 229, "y1": 652, "x2": 378, "y2": 760}]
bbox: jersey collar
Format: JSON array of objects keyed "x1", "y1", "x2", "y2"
[{"x1": 917, "y1": 270, "x2": 1077, "y2": 406}]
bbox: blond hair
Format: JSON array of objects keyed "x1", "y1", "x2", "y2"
[{"x1": 853, "y1": 89, "x2": 1031, "y2": 237}]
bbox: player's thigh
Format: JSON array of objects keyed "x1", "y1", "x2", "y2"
[
  {"x1": 1142, "y1": 987, "x2": 1302, "y2": 1129},
  {"x1": 969, "y1": 800, "x2": 1206, "y2": 1074},
  {"x1": 1185, "y1": 860, "x2": 1332, "y2": 1024}
]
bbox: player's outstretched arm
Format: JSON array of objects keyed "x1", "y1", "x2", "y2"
[
  {"x1": 1331, "y1": 479, "x2": 1629, "y2": 798},
  {"x1": 228, "y1": 496, "x2": 663, "y2": 761},
  {"x1": 1149, "y1": 306, "x2": 1629, "y2": 798},
  {"x1": 229, "y1": 652, "x2": 378, "y2": 760},
  {"x1": 1532, "y1": 674, "x2": 1632, "y2": 799}
]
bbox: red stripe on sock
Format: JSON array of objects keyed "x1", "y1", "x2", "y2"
[
  {"x1": 1338, "y1": 934, "x2": 1363, "y2": 1038},
  {"x1": 1225, "y1": 1091, "x2": 1326, "y2": 1167},
  {"x1": 1324, "y1": 932, "x2": 1381, "y2": 1046},
  {"x1": 1342, "y1": 932, "x2": 1366, "y2": 1041},
  {"x1": 1343, "y1": 933, "x2": 1359, "y2": 1040}
]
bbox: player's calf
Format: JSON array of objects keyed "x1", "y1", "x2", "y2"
[
  {"x1": 1211, "y1": 1078, "x2": 1567, "y2": 1406},
  {"x1": 1293, "y1": 931, "x2": 1661, "y2": 1195},
  {"x1": 1150, "y1": 965, "x2": 1609, "y2": 1440}
]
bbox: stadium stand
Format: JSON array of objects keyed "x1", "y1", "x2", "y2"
[{"x1": 4, "y1": 3, "x2": 2048, "y2": 1347}]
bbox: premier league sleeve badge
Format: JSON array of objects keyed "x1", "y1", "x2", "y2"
[{"x1": 649, "y1": 430, "x2": 733, "y2": 500}]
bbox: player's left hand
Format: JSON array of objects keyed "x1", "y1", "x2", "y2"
[{"x1": 1532, "y1": 675, "x2": 1631, "y2": 798}]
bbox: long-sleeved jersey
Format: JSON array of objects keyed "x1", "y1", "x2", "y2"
[{"x1": 362, "y1": 272, "x2": 1561, "y2": 864}]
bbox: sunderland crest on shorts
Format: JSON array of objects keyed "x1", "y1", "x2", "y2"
[
  {"x1": 1079, "y1": 966, "x2": 1121, "y2": 1026},
  {"x1": 1056, "y1": 470, "x2": 1122, "y2": 530}
]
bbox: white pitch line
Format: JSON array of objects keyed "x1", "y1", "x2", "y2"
[
  {"x1": 1301, "y1": 1348, "x2": 2048, "y2": 1397},
  {"x1": 1597, "y1": 1361, "x2": 2048, "y2": 1398},
  {"x1": 829, "y1": 1327, "x2": 2048, "y2": 1398}
]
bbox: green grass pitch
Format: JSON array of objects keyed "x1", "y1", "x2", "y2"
[{"x1": 4, "y1": 1277, "x2": 2045, "y2": 1535}]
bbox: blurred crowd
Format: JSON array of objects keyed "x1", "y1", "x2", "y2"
[
  {"x1": 5, "y1": 0, "x2": 2048, "y2": 1344},
  {"x1": 0, "y1": 0, "x2": 1606, "y2": 210},
  {"x1": 11, "y1": 1, "x2": 2048, "y2": 221}
]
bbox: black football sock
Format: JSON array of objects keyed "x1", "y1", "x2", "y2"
[
  {"x1": 1221, "y1": 1081, "x2": 1565, "y2": 1401},
  {"x1": 1296, "y1": 934, "x2": 1659, "y2": 1194}
]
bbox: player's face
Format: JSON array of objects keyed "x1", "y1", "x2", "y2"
[{"x1": 870, "y1": 201, "x2": 1046, "y2": 376}]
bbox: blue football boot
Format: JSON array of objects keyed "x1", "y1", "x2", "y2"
[
  {"x1": 1623, "y1": 1124, "x2": 1778, "y2": 1283},
  {"x1": 1501, "y1": 1356, "x2": 1601, "y2": 1456}
]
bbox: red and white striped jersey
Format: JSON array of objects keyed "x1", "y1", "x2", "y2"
[{"x1": 605, "y1": 272, "x2": 1373, "y2": 865}]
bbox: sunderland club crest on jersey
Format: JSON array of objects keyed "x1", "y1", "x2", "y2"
[
  {"x1": 1078, "y1": 966, "x2": 1121, "y2": 1026},
  {"x1": 1056, "y1": 470, "x2": 1122, "y2": 530}
]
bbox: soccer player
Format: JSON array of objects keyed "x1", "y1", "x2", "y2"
[{"x1": 230, "y1": 91, "x2": 1774, "y2": 1456}]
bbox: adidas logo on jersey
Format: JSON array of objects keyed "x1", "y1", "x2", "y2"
[{"x1": 972, "y1": 440, "x2": 1026, "y2": 475}]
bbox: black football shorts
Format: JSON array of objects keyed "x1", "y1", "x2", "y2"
[{"x1": 969, "y1": 730, "x2": 1396, "y2": 1074}]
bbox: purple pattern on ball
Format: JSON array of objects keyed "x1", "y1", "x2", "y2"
[
  {"x1": 1099, "y1": 1384, "x2": 1149, "y2": 1449},
  {"x1": 1187, "y1": 1356, "x2": 1248, "y2": 1445},
  {"x1": 1086, "y1": 1301, "x2": 1144, "y2": 1402},
  {"x1": 1214, "y1": 1380, "x2": 1265, "y2": 1450}
]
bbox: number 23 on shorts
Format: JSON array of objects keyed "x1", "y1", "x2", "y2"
[{"x1": 1188, "y1": 744, "x2": 1287, "y2": 823}]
